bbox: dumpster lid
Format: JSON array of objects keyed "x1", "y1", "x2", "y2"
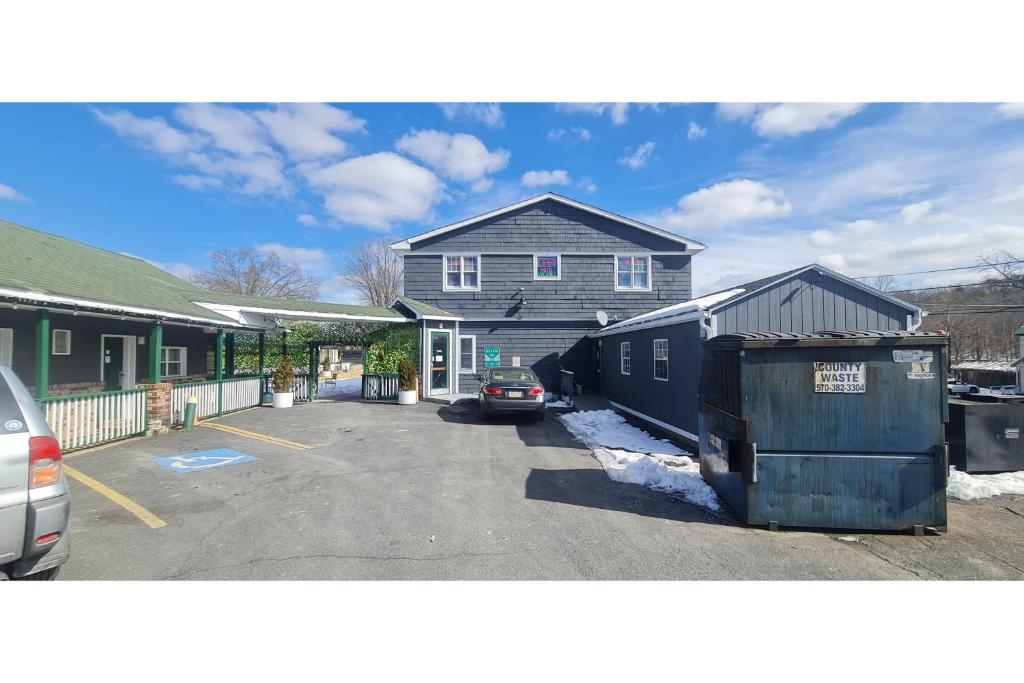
[{"x1": 706, "y1": 329, "x2": 949, "y2": 348}]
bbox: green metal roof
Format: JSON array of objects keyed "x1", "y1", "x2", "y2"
[
  {"x1": 0, "y1": 218, "x2": 412, "y2": 326},
  {"x1": 393, "y1": 295, "x2": 460, "y2": 319}
]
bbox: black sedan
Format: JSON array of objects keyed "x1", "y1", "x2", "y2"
[{"x1": 477, "y1": 367, "x2": 546, "y2": 421}]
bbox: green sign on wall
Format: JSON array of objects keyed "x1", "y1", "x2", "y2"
[{"x1": 483, "y1": 347, "x2": 501, "y2": 368}]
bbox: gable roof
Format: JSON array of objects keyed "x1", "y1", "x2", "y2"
[
  {"x1": 592, "y1": 263, "x2": 922, "y2": 338},
  {"x1": 391, "y1": 296, "x2": 461, "y2": 321},
  {"x1": 390, "y1": 193, "x2": 707, "y2": 254}
]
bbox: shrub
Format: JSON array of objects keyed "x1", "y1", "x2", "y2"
[
  {"x1": 273, "y1": 357, "x2": 295, "y2": 393},
  {"x1": 398, "y1": 356, "x2": 418, "y2": 391}
]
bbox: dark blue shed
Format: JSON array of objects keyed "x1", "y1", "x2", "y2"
[{"x1": 698, "y1": 330, "x2": 949, "y2": 532}]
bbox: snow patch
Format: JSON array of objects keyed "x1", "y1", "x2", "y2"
[
  {"x1": 559, "y1": 410, "x2": 721, "y2": 512},
  {"x1": 947, "y1": 467, "x2": 1024, "y2": 501},
  {"x1": 317, "y1": 377, "x2": 361, "y2": 398}
]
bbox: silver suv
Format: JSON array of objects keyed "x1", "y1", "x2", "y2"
[{"x1": 0, "y1": 366, "x2": 70, "y2": 580}]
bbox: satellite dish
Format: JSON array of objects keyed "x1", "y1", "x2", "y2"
[{"x1": 596, "y1": 310, "x2": 609, "y2": 327}]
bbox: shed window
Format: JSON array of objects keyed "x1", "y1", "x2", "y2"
[
  {"x1": 161, "y1": 346, "x2": 187, "y2": 378},
  {"x1": 459, "y1": 335, "x2": 476, "y2": 374},
  {"x1": 653, "y1": 339, "x2": 668, "y2": 380},
  {"x1": 615, "y1": 255, "x2": 651, "y2": 291},
  {"x1": 444, "y1": 255, "x2": 480, "y2": 291},
  {"x1": 52, "y1": 329, "x2": 72, "y2": 355},
  {"x1": 620, "y1": 342, "x2": 631, "y2": 375},
  {"x1": 534, "y1": 254, "x2": 561, "y2": 280}
]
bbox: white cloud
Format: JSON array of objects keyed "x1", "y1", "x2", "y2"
[
  {"x1": 255, "y1": 103, "x2": 365, "y2": 160},
  {"x1": 171, "y1": 174, "x2": 223, "y2": 191},
  {"x1": 520, "y1": 169, "x2": 572, "y2": 187},
  {"x1": 997, "y1": 103, "x2": 1024, "y2": 119},
  {"x1": 469, "y1": 178, "x2": 494, "y2": 194},
  {"x1": 184, "y1": 152, "x2": 288, "y2": 196},
  {"x1": 174, "y1": 103, "x2": 270, "y2": 156},
  {"x1": 579, "y1": 177, "x2": 598, "y2": 194},
  {"x1": 808, "y1": 229, "x2": 837, "y2": 247},
  {"x1": 255, "y1": 242, "x2": 329, "y2": 271},
  {"x1": 717, "y1": 103, "x2": 864, "y2": 137},
  {"x1": 296, "y1": 213, "x2": 319, "y2": 226},
  {"x1": 899, "y1": 200, "x2": 934, "y2": 224},
  {"x1": 395, "y1": 129, "x2": 509, "y2": 183},
  {"x1": 439, "y1": 103, "x2": 505, "y2": 128},
  {"x1": 618, "y1": 141, "x2": 656, "y2": 170},
  {"x1": 687, "y1": 121, "x2": 706, "y2": 140},
  {"x1": 659, "y1": 179, "x2": 792, "y2": 230},
  {"x1": 92, "y1": 108, "x2": 202, "y2": 155},
  {"x1": 547, "y1": 126, "x2": 592, "y2": 142},
  {"x1": 0, "y1": 182, "x2": 27, "y2": 201},
  {"x1": 304, "y1": 152, "x2": 445, "y2": 229},
  {"x1": 556, "y1": 103, "x2": 630, "y2": 125}
]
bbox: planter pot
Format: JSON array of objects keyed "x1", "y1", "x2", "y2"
[
  {"x1": 398, "y1": 389, "x2": 417, "y2": 405},
  {"x1": 272, "y1": 391, "x2": 294, "y2": 408}
]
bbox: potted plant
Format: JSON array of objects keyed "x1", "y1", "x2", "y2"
[
  {"x1": 272, "y1": 357, "x2": 295, "y2": 408},
  {"x1": 397, "y1": 356, "x2": 418, "y2": 405}
]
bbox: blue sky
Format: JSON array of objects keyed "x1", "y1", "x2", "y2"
[{"x1": 2, "y1": 102, "x2": 1023, "y2": 300}]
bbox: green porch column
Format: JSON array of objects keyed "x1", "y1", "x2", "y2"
[
  {"x1": 215, "y1": 329, "x2": 225, "y2": 416},
  {"x1": 148, "y1": 321, "x2": 163, "y2": 384},
  {"x1": 225, "y1": 333, "x2": 236, "y2": 377},
  {"x1": 281, "y1": 331, "x2": 288, "y2": 359},
  {"x1": 308, "y1": 342, "x2": 319, "y2": 401},
  {"x1": 257, "y1": 332, "x2": 266, "y2": 377},
  {"x1": 35, "y1": 309, "x2": 51, "y2": 399}
]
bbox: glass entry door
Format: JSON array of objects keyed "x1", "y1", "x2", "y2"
[{"x1": 429, "y1": 331, "x2": 450, "y2": 395}]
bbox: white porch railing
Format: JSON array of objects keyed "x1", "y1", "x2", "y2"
[
  {"x1": 171, "y1": 376, "x2": 263, "y2": 425},
  {"x1": 40, "y1": 388, "x2": 148, "y2": 451}
]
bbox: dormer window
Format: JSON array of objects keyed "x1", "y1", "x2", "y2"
[{"x1": 444, "y1": 255, "x2": 480, "y2": 291}]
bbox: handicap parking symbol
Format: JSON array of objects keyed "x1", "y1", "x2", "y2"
[{"x1": 152, "y1": 448, "x2": 256, "y2": 474}]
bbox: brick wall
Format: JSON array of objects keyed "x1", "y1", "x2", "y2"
[{"x1": 136, "y1": 383, "x2": 172, "y2": 434}]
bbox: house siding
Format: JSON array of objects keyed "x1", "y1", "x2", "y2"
[
  {"x1": 714, "y1": 270, "x2": 912, "y2": 334},
  {"x1": 455, "y1": 321, "x2": 598, "y2": 394},
  {"x1": 598, "y1": 321, "x2": 704, "y2": 440}
]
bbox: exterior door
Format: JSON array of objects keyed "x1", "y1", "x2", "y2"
[
  {"x1": 429, "y1": 331, "x2": 450, "y2": 395},
  {"x1": 103, "y1": 337, "x2": 124, "y2": 391}
]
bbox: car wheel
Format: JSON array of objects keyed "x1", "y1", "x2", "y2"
[
  {"x1": 14, "y1": 567, "x2": 60, "y2": 581},
  {"x1": 479, "y1": 406, "x2": 490, "y2": 421},
  {"x1": 534, "y1": 411, "x2": 546, "y2": 422}
]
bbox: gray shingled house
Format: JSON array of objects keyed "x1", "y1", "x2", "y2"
[
  {"x1": 390, "y1": 193, "x2": 707, "y2": 398},
  {"x1": 592, "y1": 264, "x2": 923, "y2": 443}
]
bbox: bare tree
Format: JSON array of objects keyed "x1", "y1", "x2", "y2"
[
  {"x1": 980, "y1": 249, "x2": 1024, "y2": 290},
  {"x1": 338, "y1": 238, "x2": 404, "y2": 306},
  {"x1": 866, "y1": 274, "x2": 897, "y2": 292},
  {"x1": 193, "y1": 248, "x2": 320, "y2": 300}
]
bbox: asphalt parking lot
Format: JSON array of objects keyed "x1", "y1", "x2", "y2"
[{"x1": 59, "y1": 398, "x2": 1024, "y2": 580}]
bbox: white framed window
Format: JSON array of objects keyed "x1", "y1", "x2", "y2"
[
  {"x1": 161, "y1": 346, "x2": 187, "y2": 378},
  {"x1": 654, "y1": 339, "x2": 669, "y2": 381},
  {"x1": 533, "y1": 254, "x2": 562, "y2": 281},
  {"x1": 52, "y1": 329, "x2": 72, "y2": 355},
  {"x1": 615, "y1": 254, "x2": 652, "y2": 291},
  {"x1": 458, "y1": 335, "x2": 476, "y2": 374},
  {"x1": 620, "y1": 341, "x2": 631, "y2": 375},
  {"x1": 443, "y1": 254, "x2": 481, "y2": 291}
]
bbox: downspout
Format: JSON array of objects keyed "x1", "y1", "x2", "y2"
[{"x1": 698, "y1": 310, "x2": 714, "y2": 340}]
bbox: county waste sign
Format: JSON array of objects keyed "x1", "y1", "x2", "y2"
[
  {"x1": 483, "y1": 347, "x2": 501, "y2": 368},
  {"x1": 813, "y1": 361, "x2": 866, "y2": 393}
]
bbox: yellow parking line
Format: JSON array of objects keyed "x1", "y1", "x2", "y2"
[
  {"x1": 64, "y1": 466, "x2": 167, "y2": 529},
  {"x1": 200, "y1": 422, "x2": 313, "y2": 451}
]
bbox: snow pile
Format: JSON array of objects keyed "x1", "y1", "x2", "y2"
[
  {"x1": 543, "y1": 392, "x2": 573, "y2": 408},
  {"x1": 559, "y1": 409, "x2": 721, "y2": 511},
  {"x1": 317, "y1": 377, "x2": 361, "y2": 398},
  {"x1": 947, "y1": 467, "x2": 1024, "y2": 501}
]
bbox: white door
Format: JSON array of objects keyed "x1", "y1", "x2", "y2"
[{"x1": 0, "y1": 328, "x2": 12, "y2": 367}]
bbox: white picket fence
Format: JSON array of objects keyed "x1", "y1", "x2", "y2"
[
  {"x1": 40, "y1": 388, "x2": 148, "y2": 451},
  {"x1": 170, "y1": 376, "x2": 263, "y2": 425}
]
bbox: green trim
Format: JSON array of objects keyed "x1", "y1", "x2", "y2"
[
  {"x1": 258, "y1": 333, "x2": 266, "y2": 377},
  {"x1": 148, "y1": 322, "x2": 163, "y2": 384},
  {"x1": 35, "y1": 309, "x2": 50, "y2": 399},
  {"x1": 38, "y1": 387, "x2": 148, "y2": 403}
]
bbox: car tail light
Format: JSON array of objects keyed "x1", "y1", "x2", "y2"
[
  {"x1": 29, "y1": 435, "x2": 63, "y2": 489},
  {"x1": 36, "y1": 532, "x2": 60, "y2": 546},
  {"x1": 483, "y1": 385, "x2": 503, "y2": 396},
  {"x1": 528, "y1": 387, "x2": 544, "y2": 396}
]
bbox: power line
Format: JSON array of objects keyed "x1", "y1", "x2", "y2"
[
  {"x1": 889, "y1": 280, "x2": 1024, "y2": 294},
  {"x1": 852, "y1": 259, "x2": 1023, "y2": 280}
]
